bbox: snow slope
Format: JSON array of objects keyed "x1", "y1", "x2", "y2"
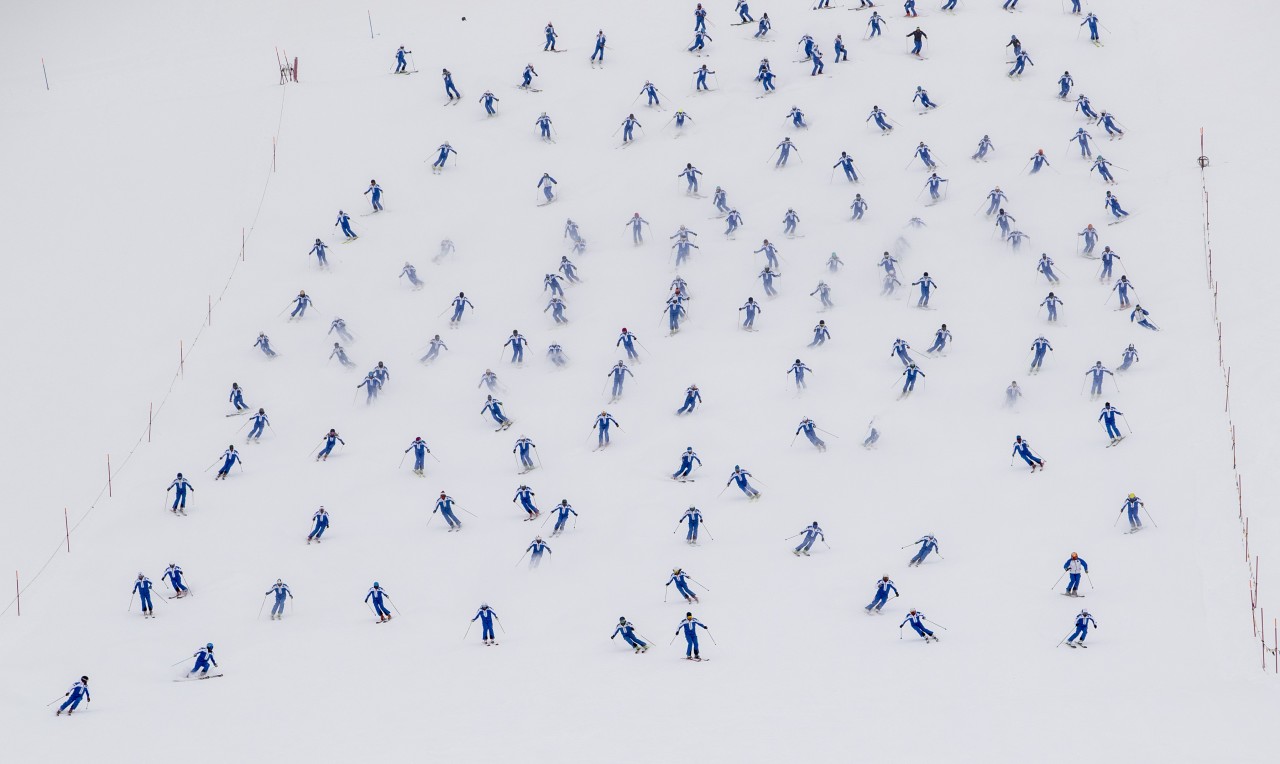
[{"x1": 1, "y1": 1, "x2": 1274, "y2": 761}]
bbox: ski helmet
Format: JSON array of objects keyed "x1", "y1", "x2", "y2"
[{"x1": 207, "y1": 643, "x2": 214, "y2": 649}]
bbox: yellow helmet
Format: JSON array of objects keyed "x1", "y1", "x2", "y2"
[{"x1": 1128, "y1": 493, "x2": 1136, "y2": 499}]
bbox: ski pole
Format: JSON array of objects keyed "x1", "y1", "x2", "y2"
[
  {"x1": 1142, "y1": 506, "x2": 1158, "y2": 528},
  {"x1": 716, "y1": 484, "x2": 729, "y2": 497},
  {"x1": 463, "y1": 621, "x2": 474, "y2": 640},
  {"x1": 257, "y1": 595, "x2": 267, "y2": 618},
  {"x1": 816, "y1": 428, "x2": 841, "y2": 438},
  {"x1": 1113, "y1": 508, "x2": 1125, "y2": 527},
  {"x1": 924, "y1": 619, "x2": 948, "y2": 630},
  {"x1": 1121, "y1": 415, "x2": 1133, "y2": 434},
  {"x1": 170, "y1": 657, "x2": 191, "y2": 667},
  {"x1": 127, "y1": 592, "x2": 135, "y2": 612},
  {"x1": 514, "y1": 551, "x2": 530, "y2": 567},
  {"x1": 688, "y1": 577, "x2": 710, "y2": 591},
  {"x1": 457, "y1": 505, "x2": 478, "y2": 518},
  {"x1": 1050, "y1": 571, "x2": 1066, "y2": 590},
  {"x1": 1086, "y1": 572, "x2": 1095, "y2": 589},
  {"x1": 398, "y1": 453, "x2": 407, "y2": 469},
  {"x1": 670, "y1": 632, "x2": 679, "y2": 645},
  {"x1": 496, "y1": 616, "x2": 506, "y2": 634},
  {"x1": 702, "y1": 524, "x2": 715, "y2": 541},
  {"x1": 707, "y1": 631, "x2": 718, "y2": 645},
  {"x1": 388, "y1": 598, "x2": 402, "y2": 616},
  {"x1": 1056, "y1": 634, "x2": 1071, "y2": 648}
]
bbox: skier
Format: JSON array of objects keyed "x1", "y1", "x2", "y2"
[
  {"x1": 559, "y1": 256, "x2": 580, "y2": 283},
  {"x1": 865, "y1": 576, "x2": 898, "y2": 613},
  {"x1": 908, "y1": 535, "x2": 938, "y2": 566},
  {"x1": 1062, "y1": 553, "x2": 1089, "y2": 597},
  {"x1": 1065, "y1": 610, "x2": 1097, "y2": 648},
  {"x1": 1098, "y1": 402, "x2": 1125, "y2": 444},
  {"x1": 1075, "y1": 93, "x2": 1098, "y2": 119},
  {"x1": 678, "y1": 506, "x2": 703, "y2": 545},
  {"x1": 537, "y1": 173, "x2": 557, "y2": 204},
  {"x1": 827, "y1": 252, "x2": 844, "y2": 272},
  {"x1": 667, "y1": 569, "x2": 700, "y2": 603},
  {"x1": 357, "y1": 372, "x2": 380, "y2": 404},
  {"x1": 611, "y1": 328, "x2": 640, "y2": 361},
  {"x1": 754, "y1": 13, "x2": 772, "y2": 38},
  {"x1": 420, "y1": 335, "x2": 448, "y2": 364},
  {"x1": 404, "y1": 437, "x2": 431, "y2": 475},
  {"x1": 1111, "y1": 275, "x2": 1135, "y2": 308},
  {"x1": 625, "y1": 213, "x2": 649, "y2": 244},
  {"x1": 1104, "y1": 191, "x2": 1129, "y2": 220},
  {"x1": 665, "y1": 298, "x2": 687, "y2": 334},
  {"x1": 163, "y1": 563, "x2": 189, "y2": 597},
  {"x1": 866, "y1": 105, "x2": 893, "y2": 133},
  {"x1": 676, "y1": 612, "x2": 709, "y2": 660},
  {"x1": 513, "y1": 485, "x2": 540, "y2": 519},
  {"x1": 725, "y1": 465, "x2": 761, "y2": 499},
  {"x1": 1029, "y1": 150, "x2": 1051, "y2": 174},
  {"x1": 1092, "y1": 156, "x2": 1117, "y2": 184},
  {"x1": 792, "y1": 522, "x2": 824, "y2": 556},
  {"x1": 55, "y1": 677, "x2": 90, "y2": 716},
  {"x1": 188, "y1": 643, "x2": 218, "y2": 676},
  {"x1": 1079, "y1": 224, "x2": 1099, "y2": 256},
  {"x1": 688, "y1": 30, "x2": 712, "y2": 52},
  {"x1": 606, "y1": 361, "x2": 634, "y2": 400},
  {"x1": 329, "y1": 317, "x2": 354, "y2": 342},
  {"x1": 520, "y1": 64, "x2": 538, "y2": 90},
  {"x1": 264, "y1": 579, "x2": 293, "y2": 620},
  {"x1": 1005, "y1": 381, "x2": 1022, "y2": 407},
  {"x1": 289, "y1": 290, "x2": 313, "y2": 319},
  {"x1": 431, "y1": 142, "x2": 457, "y2": 171},
  {"x1": 694, "y1": 64, "x2": 715, "y2": 91},
  {"x1": 755, "y1": 240, "x2": 781, "y2": 271},
  {"x1": 1011, "y1": 435, "x2": 1045, "y2": 471},
  {"x1": 924, "y1": 173, "x2": 948, "y2": 202},
  {"x1": 243, "y1": 408, "x2": 270, "y2": 442},
  {"x1": 913, "y1": 86, "x2": 937, "y2": 110},
  {"x1": 906, "y1": 27, "x2": 927, "y2": 57},
  {"x1": 1071, "y1": 127, "x2": 1094, "y2": 158},
  {"x1": 316, "y1": 429, "x2": 344, "y2": 461},
  {"x1": 1029, "y1": 336, "x2": 1053, "y2": 372},
  {"x1": 544, "y1": 296, "x2": 568, "y2": 324},
  {"x1": 1121, "y1": 493, "x2": 1145, "y2": 531},
  {"x1": 833, "y1": 152, "x2": 859, "y2": 182},
  {"x1": 1098, "y1": 247, "x2": 1121, "y2": 281},
  {"x1": 783, "y1": 208, "x2": 800, "y2": 236},
  {"x1": 547, "y1": 344, "x2": 568, "y2": 367},
  {"x1": 787, "y1": 359, "x2": 812, "y2": 390},
  {"x1": 911, "y1": 272, "x2": 937, "y2": 307},
  {"x1": 544, "y1": 21, "x2": 558, "y2": 50},
  {"x1": 593, "y1": 411, "x2": 620, "y2": 448},
  {"x1": 984, "y1": 187, "x2": 1008, "y2": 216},
  {"x1": 167, "y1": 473, "x2": 194, "y2": 513},
  {"x1": 364, "y1": 180, "x2": 383, "y2": 211},
  {"x1": 227, "y1": 382, "x2": 249, "y2": 412},
  {"x1": 1009, "y1": 49, "x2": 1034, "y2": 77},
  {"x1": 308, "y1": 238, "x2": 329, "y2": 268},
  {"x1": 725, "y1": 208, "x2": 744, "y2": 235},
  {"x1": 307, "y1": 507, "x2": 329, "y2": 543},
  {"x1": 472, "y1": 604, "x2": 499, "y2": 645},
  {"x1": 550, "y1": 500, "x2": 577, "y2": 536},
  {"x1": 796, "y1": 418, "x2": 826, "y2": 451},
  {"x1": 1041, "y1": 292, "x2": 1064, "y2": 322},
  {"x1": 1081, "y1": 13, "x2": 1101, "y2": 42},
  {"x1": 513, "y1": 437, "x2": 537, "y2": 471},
  {"x1": 394, "y1": 47, "x2": 412, "y2": 73},
  {"x1": 850, "y1": 194, "x2": 869, "y2": 220},
  {"x1": 679, "y1": 164, "x2": 702, "y2": 195},
  {"x1": 525, "y1": 537, "x2": 552, "y2": 568},
  {"x1": 867, "y1": 12, "x2": 885, "y2": 39},
  {"x1": 891, "y1": 338, "x2": 914, "y2": 366},
  {"x1": 1118, "y1": 344, "x2": 1140, "y2": 372},
  {"x1": 926, "y1": 324, "x2": 951, "y2": 354},
  {"x1": 213, "y1": 442, "x2": 240, "y2": 478},
  {"x1": 434, "y1": 492, "x2": 463, "y2": 531},
  {"x1": 913, "y1": 142, "x2": 937, "y2": 169},
  {"x1": 900, "y1": 610, "x2": 939, "y2": 642},
  {"x1": 593, "y1": 30, "x2": 607, "y2": 62},
  {"x1": 365, "y1": 582, "x2": 393, "y2": 622},
  {"x1": 774, "y1": 137, "x2": 798, "y2": 168},
  {"x1": 621, "y1": 114, "x2": 642, "y2": 144},
  {"x1": 834, "y1": 34, "x2": 849, "y2": 62},
  {"x1": 1058, "y1": 71, "x2": 1074, "y2": 99},
  {"x1": 1131, "y1": 304, "x2": 1160, "y2": 331},
  {"x1": 535, "y1": 113, "x2": 554, "y2": 141},
  {"x1": 479, "y1": 90, "x2": 499, "y2": 115},
  {"x1": 613, "y1": 617, "x2": 649, "y2": 652},
  {"x1": 133, "y1": 573, "x2": 156, "y2": 618},
  {"x1": 740, "y1": 296, "x2": 764, "y2": 328},
  {"x1": 808, "y1": 320, "x2": 831, "y2": 347},
  {"x1": 676, "y1": 384, "x2": 702, "y2": 415},
  {"x1": 504, "y1": 331, "x2": 529, "y2": 363},
  {"x1": 900, "y1": 363, "x2": 925, "y2": 395},
  {"x1": 671, "y1": 447, "x2": 702, "y2": 481},
  {"x1": 335, "y1": 210, "x2": 357, "y2": 240},
  {"x1": 1037, "y1": 254, "x2": 1060, "y2": 283},
  {"x1": 481, "y1": 395, "x2": 511, "y2": 429}
]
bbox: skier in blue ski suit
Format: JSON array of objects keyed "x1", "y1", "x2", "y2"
[
  {"x1": 308, "y1": 507, "x2": 329, "y2": 542},
  {"x1": 265, "y1": 579, "x2": 292, "y2": 619},
  {"x1": 133, "y1": 574, "x2": 155, "y2": 616},
  {"x1": 667, "y1": 569, "x2": 699, "y2": 603},
  {"x1": 167, "y1": 474, "x2": 194, "y2": 511},
  {"x1": 1121, "y1": 493, "x2": 1144, "y2": 530},
  {"x1": 316, "y1": 430, "x2": 344, "y2": 461},
  {"x1": 677, "y1": 385, "x2": 701, "y2": 415},
  {"x1": 676, "y1": 613, "x2": 709, "y2": 658},
  {"x1": 56, "y1": 677, "x2": 90, "y2": 715},
  {"x1": 364, "y1": 180, "x2": 383, "y2": 211},
  {"x1": 900, "y1": 610, "x2": 937, "y2": 640},
  {"x1": 189, "y1": 644, "x2": 217, "y2": 675},
  {"x1": 550, "y1": 500, "x2": 577, "y2": 534},
  {"x1": 514, "y1": 437, "x2": 537, "y2": 470},
  {"x1": 672, "y1": 447, "x2": 702, "y2": 480},
  {"x1": 290, "y1": 291, "x2": 313, "y2": 318},
  {"x1": 1098, "y1": 403, "x2": 1124, "y2": 441},
  {"x1": 472, "y1": 605, "x2": 499, "y2": 643},
  {"x1": 1011, "y1": 436, "x2": 1044, "y2": 470},
  {"x1": 366, "y1": 583, "x2": 392, "y2": 621},
  {"x1": 593, "y1": 412, "x2": 619, "y2": 447},
  {"x1": 865, "y1": 576, "x2": 898, "y2": 612},
  {"x1": 909, "y1": 535, "x2": 938, "y2": 566},
  {"x1": 796, "y1": 418, "x2": 825, "y2": 450},
  {"x1": 1066, "y1": 611, "x2": 1096, "y2": 646},
  {"x1": 788, "y1": 360, "x2": 811, "y2": 389},
  {"x1": 335, "y1": 211, "x2": 357, "y2": 240},
  {"x1": 163, "y1": 563, "x2": 189, "y2": 596},
  {"x1": 793, "y1": 522, "x2": 824, "y2": 555},
  {"x1": 679, "y1": 507, "x2": 703, "y2": 543},
  {"x1": 513, "y1": 485, "x2": 539, "y2": 518},
  {"x1": 434, "y1": 492, "x2": 463, "y2": 530},
  {"x1": 613, "y1": 618, "x2": 648, "y2": 651},
  {"x1": 1062, "y1": 553, "x2": 1089, "y2": 596},
  {"x1": 405, "y1": 437, "x2": 430, "y2": 473}
]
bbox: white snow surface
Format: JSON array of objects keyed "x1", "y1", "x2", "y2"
[{"x1": 1, "y1": 1, "x2": 1275, "y2": 761}]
